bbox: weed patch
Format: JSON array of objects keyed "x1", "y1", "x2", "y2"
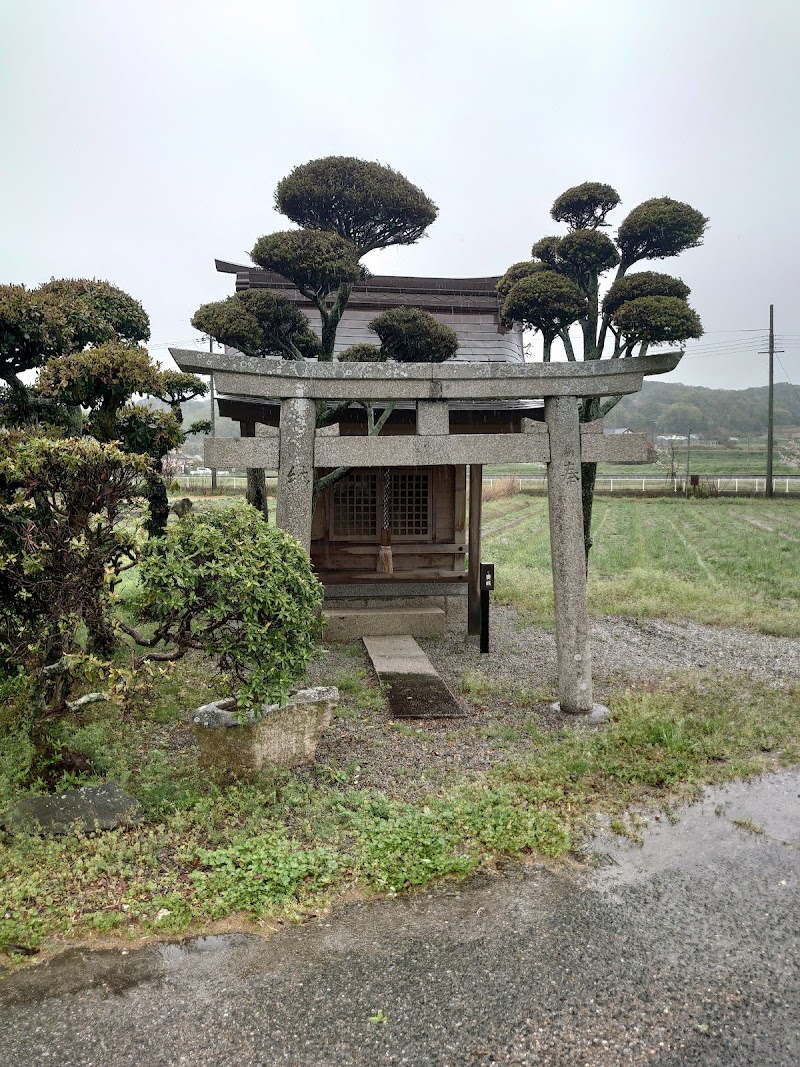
[{"x1": 191, "y1": 833, "x2": 341, "y2": 917}]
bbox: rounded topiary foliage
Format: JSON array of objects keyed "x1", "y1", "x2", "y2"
[
  {"x1": 611, "y1": 295, "x2": 703, "y2": 346},
  {"x1": 274, "y1": 156, "x2": 438, "y2": 255},
  {"x1": 137, "y1": 504, "x2": 324, "y2": 710},
  {"x1": 558, "y1": 229, "x2": 620, "y2": 278},
  {"x1": 369, "y1": 307, "x2": 459, "y2": 363},
  {"x1": 496, "y1": 261, "x2": 548, "y2": 303},
  {"x1": 338, "y1": 343, "x2": 386, "y2": 363},
  {"x1": 502, "y1": 270, "x2": 587, "y2": 333},
  {"x1": 616, "y1": 197, "x2": 708, "y2": 266},
  {"x1": 550, "y1": 182, "x2": 621, "y2": 230},
  {"x1": 250, "y1": 229, "x2": 362, "y2": 295},
  {"x1": 602, "y1": 271, "x2": 691, "y2": 316}
]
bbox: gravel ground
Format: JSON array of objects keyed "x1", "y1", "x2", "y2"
[
  {"x1": 425, "y1": 606, "x2": 800, "y2": 692},
  {"x1": 300, "y1": 607, "x2": 800, "y2": 801}
]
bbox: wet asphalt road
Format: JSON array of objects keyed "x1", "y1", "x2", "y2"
[{"x1": 2, "y1": 770, "x2": 798, "y2": 1066}]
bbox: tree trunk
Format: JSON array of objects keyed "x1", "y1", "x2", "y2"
[
  {"x1": 580, "y1": 460, "x2": 597, "y2": 571},
  {"x1": 63, "y1": 403, "x2": 83, "y2": 437},
  {"x1": 579, "y1": 396, "x2": 601, "y2": 568},
  {"x1": 145, "y1": 471, "x2": 170, "y2": 538},
  {"x1": 246, "y1": 468, "x2": 269, "y2": 521},
  {"x1": 319, "y1": 284, "x2": 352, "y2": 361}
]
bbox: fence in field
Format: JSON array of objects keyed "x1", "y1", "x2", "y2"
[
  {"x1": 175, "y1": 472, "x2": 800, "y2": 497},
  {"x1": 481, "y1": 474, "x2": 800, "y2": 496}
]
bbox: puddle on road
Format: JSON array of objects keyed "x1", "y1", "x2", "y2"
[
  {"x1": 0, "y1": 934, "x2": 265, "y2": 1006},
  {"x1": 590, "y1": 768, "x2": 800, "y2": 885}
]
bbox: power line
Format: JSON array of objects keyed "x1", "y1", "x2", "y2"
[
  {"x1": 775, "y1": 354, "x2": 800, "y2": 407},
  {"x1": 147, "y1": 337, "x2": 206, "y2": 350}
]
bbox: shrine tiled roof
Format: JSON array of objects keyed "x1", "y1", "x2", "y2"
[{"x1": 214, "y1": 261, "x2": 523, "y2": 364}]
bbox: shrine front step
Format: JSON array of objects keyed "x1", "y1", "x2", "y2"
[
  {"x1": 363, "y1": 635, "x2": 467, "y2": 719},
  {"x1": 324, "y1": 606, "x2": 446, "y2": 642}
]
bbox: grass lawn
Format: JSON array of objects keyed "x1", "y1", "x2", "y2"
[
  {"x1": 1, "y1": 496, "x2": 799, "y2": 962},
  {"x1": 484, "y1": 495, "x2": 800, "y2": 636}
]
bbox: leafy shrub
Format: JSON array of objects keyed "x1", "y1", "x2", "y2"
[
  {"x1": 369, "y1": 307, "x2": 459, "y2": 363},
  {"x1": 338, "y1": 343, "x2": 386, "y2": 363},
  {"x1": 349, "y1": 800, "x2": 476, "y2": 893},
  {"x1": 136, "y1": 504, "x2": 324, "y2": 709},
  {"x1": 0, "y1": 433, "x2": 149, "y2": 725}
]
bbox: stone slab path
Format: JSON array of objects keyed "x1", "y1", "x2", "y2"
[{"x1": 363, "y1": 635, "x2": 467, "y2": 718}]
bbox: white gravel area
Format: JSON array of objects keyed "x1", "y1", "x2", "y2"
[{"x1": 421, "y1": 606, "x2": 800, "y2": 697}]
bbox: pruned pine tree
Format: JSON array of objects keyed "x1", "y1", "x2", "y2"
[
  {"x1": 192, "y1": 156, "x2": 449, "y2": 505},
  {"x1": 498, "y1": 184, "x2": 707, "y2": 561},
  {"x1": 38, "y1": 342, "x2": 207, "y2": 537}
]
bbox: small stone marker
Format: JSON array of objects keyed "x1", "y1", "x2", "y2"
[
  {"x1": 170, "y1": 497, "x2": 194, "y2": 518},
  {"x1": 363, "y1": 635, "x2": 467, "y2": 719},
  {"x1": 3, "y1": 782, "x2": 142, "y2": 836},
  {"x1": 191, "y1": 686, "x2": 339, "y2": 776}
]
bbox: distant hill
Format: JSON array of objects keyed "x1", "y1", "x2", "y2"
[
  {"x1": 161, "y1": 378, "x2": 800, "y2": 455},
  {"x1": 607, "y1": 381, "x2": 800, "y2": 439},
  {"x1": 144, "y1": 396, "x2": 239, "y2": 457}
]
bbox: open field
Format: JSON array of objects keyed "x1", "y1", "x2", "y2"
[
  {"x1": 483, "y1": 495, "x2": 800, "y2": 636},
  {"x1": 486, "y1": 433, "x2": 800, "y2": 478},
  {"x1": 1, "y1": 496, "x2": 798, "y2": 961}
]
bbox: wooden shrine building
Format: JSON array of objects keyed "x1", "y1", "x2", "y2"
[{"x1": 183, "y1": 263, "x2": 537, "y2": 636}]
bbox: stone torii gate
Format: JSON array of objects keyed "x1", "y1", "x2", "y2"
[{"x1": 171, "y1": 348, "x2": 682, "y2": 715}]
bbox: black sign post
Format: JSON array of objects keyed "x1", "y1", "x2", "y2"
[{"x1": 479, "y1": 563, "x2": 494, "y2": 654}]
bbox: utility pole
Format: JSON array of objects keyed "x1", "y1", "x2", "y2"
[
  {"x1": 758, "y1": 305, "x2": 784, "y2": 499},
  {"x1": 766, "y1": 305, "x2": 774, "y2": 499},
  {"x1": 684, "y1": 427, "x2": 691, "y2": 498},
  {"x1": 209, "y1": 335, "x2": 217, "y2": 491}
]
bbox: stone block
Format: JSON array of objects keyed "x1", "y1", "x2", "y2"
[
  {"x1": 323, "y1": 582, "x2": 468, "y2": 599},
  {"x1": 325, "y1": 595, "x2": 446, "y2": 613},
  {"x1": 324, "y1": 606, "x2": 446, "y2": 641},
  {"x1": 315, "y1": 433, "x2": 550, "y2": 466},
  {"x1": 521, "y1": 417, "x2": 548, "y2": 435},
  {"x1": 191, "y1": 687, "x2": 339, "y2": 776},
  {"x1": 416, "y1": 400, "x2": 450, "y2": 435},
  {"x1": 3, "y1": 782, "x2": 141, "y2": 836},
  {"x1": 206, "y1": 437, "x2": 279, "y2": 469},
  {"x1": 580, "y1": 429, "x2": 651, "y2": 463},
  {"x1": 170, "y1": 348, "x2": 684, "y2": 402},
  {"x1": 444, "y1": 594, "x2": 468, "y2": 622},
  {"x1": 362, "y1": 634, "x2": 440, "y2": 676},
  {"x1": 276, "y1": 397, "x2": 317, "y2": 552}
]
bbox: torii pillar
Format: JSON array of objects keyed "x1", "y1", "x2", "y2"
[{"x1": 544, "y1": 396, "x2": 593, "y2": 714}]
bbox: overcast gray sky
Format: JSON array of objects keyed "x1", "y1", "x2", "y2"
[{"x1": 2, "y1": 0, "x2": 799, "y2": 391}]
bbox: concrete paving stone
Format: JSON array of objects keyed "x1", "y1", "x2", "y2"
[
  {"x1": 325, "y1": 607, "x2": 445, "y2": 641},
  {"x1": 362, "y1": 635, "x2": 440, "y2": 676}
]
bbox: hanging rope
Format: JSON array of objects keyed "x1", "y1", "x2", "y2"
[{"x1": 377, "y1": 466, "x2": 393, "y2": 574}]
